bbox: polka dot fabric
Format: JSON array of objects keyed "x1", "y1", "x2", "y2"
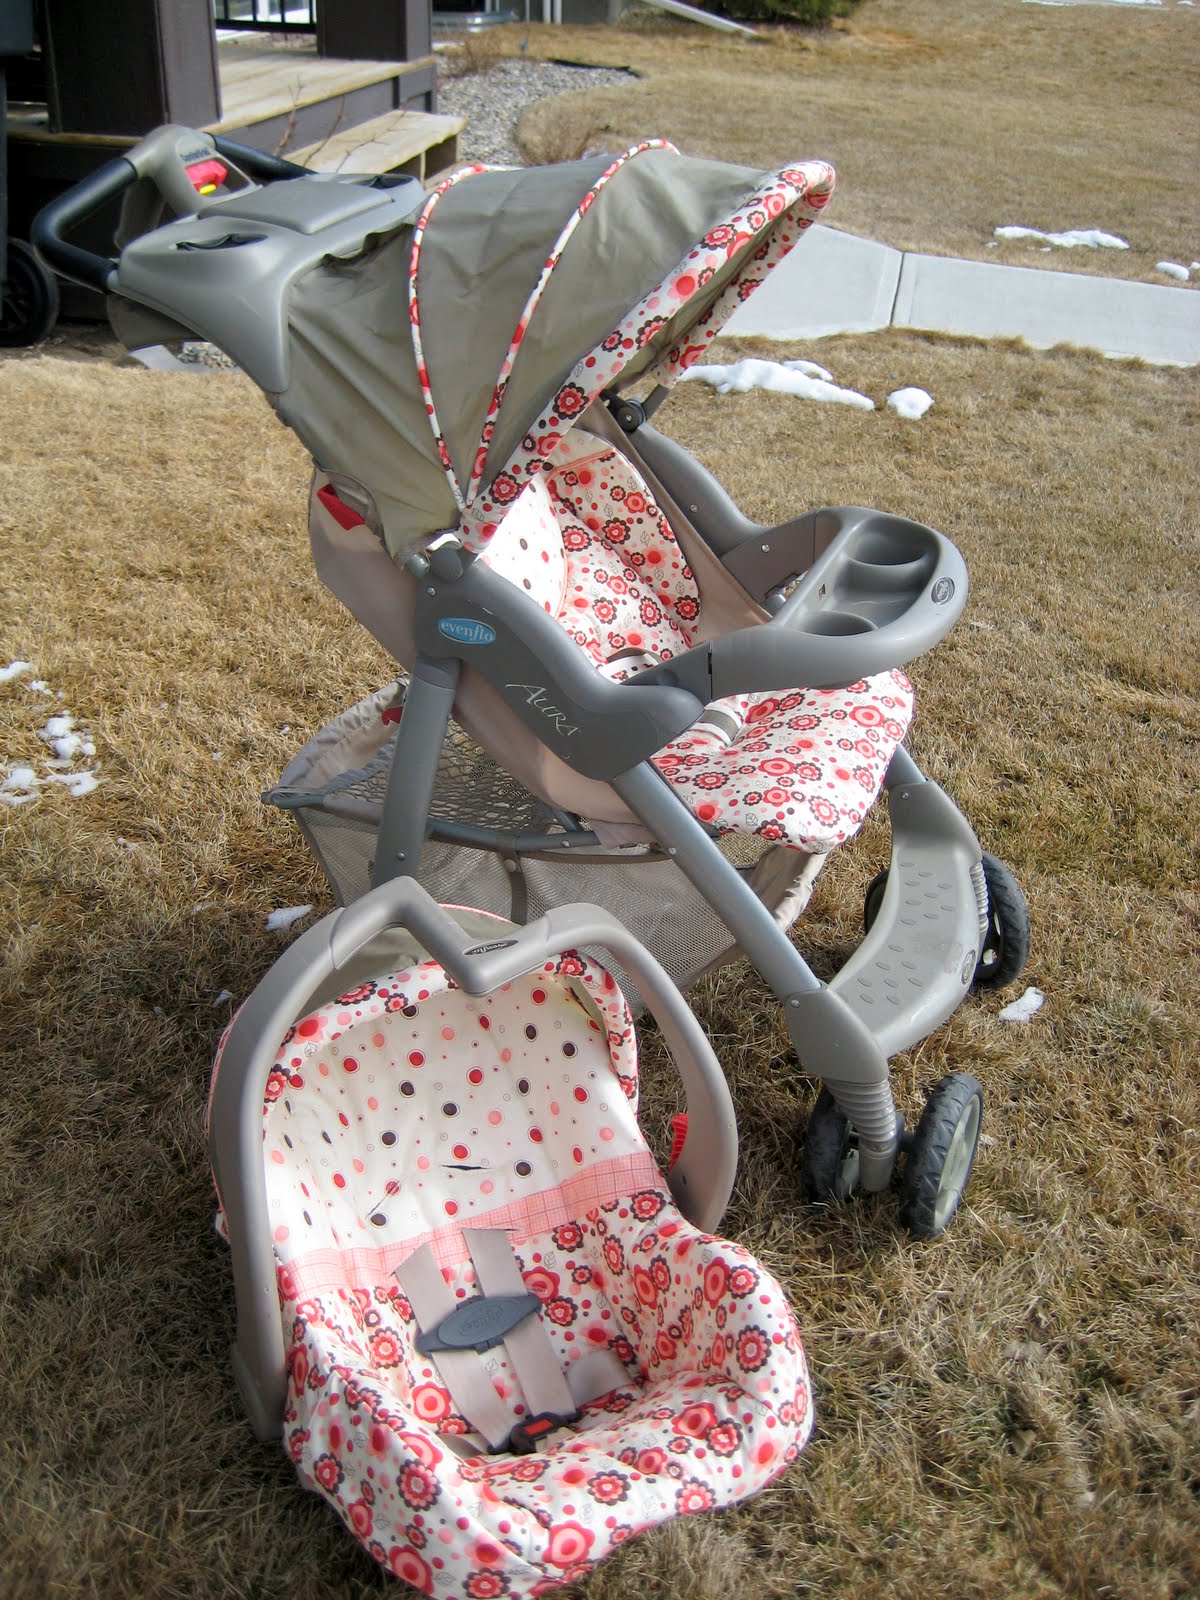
[
  {"x1": 219, "y1": 936, "x2": 812, "y2": 1596},
  {"x1": 478, "y1": 432, "x2": 914, "y2": 855}
]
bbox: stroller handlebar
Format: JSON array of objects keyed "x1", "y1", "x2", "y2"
[
  {"x1": 31, "y1": 156, "x2": 136, "y2": 292},
  {"x1": 32, "y1": 125, "x2": 308, "y2": 294}
]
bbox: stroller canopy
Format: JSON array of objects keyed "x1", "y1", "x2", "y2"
[{"x1": 279, "y1": 145, "x2": 834, "y2": 557}]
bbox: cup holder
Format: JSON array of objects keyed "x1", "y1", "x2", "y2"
[
  {"x1": 800, "y1": 609, "x2": 877, "y2": 637},
  {"x1": 853, "y1": 523, "x2": 935, "y2": 567},
  {"x1": 844, "y1": 555, "x2": 933, "y2": 594}
]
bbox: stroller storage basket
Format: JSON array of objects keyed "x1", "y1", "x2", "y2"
[{"x1": 266, "y1": 684, "x2": 825, "y2": 996}]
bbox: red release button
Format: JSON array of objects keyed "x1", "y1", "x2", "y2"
[{"x1": 186, "y1": 159, "x2": 228, "y2": 194}]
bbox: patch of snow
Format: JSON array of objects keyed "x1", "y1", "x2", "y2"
[
  {"x1": 39, "y1": 711, "x2": 97, "y2": 763},
  {"x1": 41, "y1": 713, "x2": 87, "y2": 761},
  {"x1": 995, "y1": 225, "x2": 1129, "y2": 250},
  {"x1": 266, "y1": 904, "x2": 313, "y2": 932},
  {"x1": 783, "y1": 358, "x2": 835, "y2": 383},
  {"x1": 4, "y1": 696, "x2": 101, "y2": 804},
  {"x1": 1, "y1": 660, "x2": 31, "y2": 683},
  {"x1": 1155, "y1": 260, "x2": 1190, "y2": 281},
  {"x1": 28, "y1": 679, "x2": 51, "y2": 693},
  {"x1": 998, "y1": 986, "x2": 1046, "y2": 1023},
  {"x1": 680, "y1": 358, "x2": 874, "y2": 410},
  {"x1": 887, "y1": 387, "x2": 934, "y2": 419},
  {"x1": 44, "y1": 769, "x2": 101, "y2": 797}
]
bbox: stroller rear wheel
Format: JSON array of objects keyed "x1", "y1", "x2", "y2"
[
  {"x1": 898, "y1": 1072, "x2": 984, "y2": 1238},
  {"x1": 0, "y1": 239, "x2": 59, "y2": 348},
  {"x1": 800, "y1": 1087, "x2": 861, "y2": 1204},
  {"x1": 972, "y1": 853, "x2": 1030, "y2": 990}
]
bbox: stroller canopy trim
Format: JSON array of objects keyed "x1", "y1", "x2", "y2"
[{"x1": 411, "y1": 148, "x2": 835, "y2": 544}]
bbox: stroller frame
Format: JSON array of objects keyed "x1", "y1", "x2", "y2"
[
  {"x1": 32, "y1": 124, "x2": 1028, "y2": 1238},
  {"x1": 377, "y1": 507, "x2": 986, "y2": 1198}
]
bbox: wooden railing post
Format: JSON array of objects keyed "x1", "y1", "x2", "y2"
[
  {"x1": 317, "y1": 0, "x2": 432, "y2": 65},
  {"x1": 41, "y1": 0, "x2": 220, "y2": 136}
]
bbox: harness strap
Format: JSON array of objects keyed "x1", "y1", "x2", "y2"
[
  {"x1": 465, "y1": 1228, "x2": 578, "y2": 1427},
  {"x1": 397, "y1": 1229, "x2": 632, "y2": 1453},
  {"x1": 397, "y1": 1241, "x2": 517, "y2": 1451}
]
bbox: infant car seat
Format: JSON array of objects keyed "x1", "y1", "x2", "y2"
[{"x1": 210, "y1": 882, "x2": 812, "y2": 1597}]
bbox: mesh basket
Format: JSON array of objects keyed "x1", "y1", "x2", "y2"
[{"x1": 266, "y1": 685, "x2": 825, "y2": 996}]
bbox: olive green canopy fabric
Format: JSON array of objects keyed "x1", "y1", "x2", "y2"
[{"x1": 276, "y1": 148, "x2": 814, "y2": 556}]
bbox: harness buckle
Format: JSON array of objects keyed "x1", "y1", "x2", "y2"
[{"x1": 506, "y1": 1408, "x2": 582, "y2": 1456}]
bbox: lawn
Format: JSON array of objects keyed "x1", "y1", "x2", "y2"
[
  {"x1": 1, "y1": 2, "x2": 1198, "y2": 1597},
  {"x1": 510, "y1": 0, "x2": 1199, "y2": 286}
]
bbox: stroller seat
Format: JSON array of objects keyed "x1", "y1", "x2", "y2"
[
  {"x1": 485, "y1": 430, "x2": 915, "y2": 852},
  {"x1": 210, "y1": 891, "x2": 811, "y2": 1597}
]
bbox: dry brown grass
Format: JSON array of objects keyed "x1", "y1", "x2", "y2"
[
  {"x1": 2, "y1": 5, "x2": 1198, "y2": 1588},
  {"x1": 518, "y1": 99, "x2": 611, "y2": 166},
  {"x1": 1, "y1": 327, "x2": 1197, "y2": 1600},
  {"x1": 507, "y1": 0, "x2": 1199, "y2": 282},
  {"x1": 439, "y1": 24, "x2": 511, "y2": 78}
]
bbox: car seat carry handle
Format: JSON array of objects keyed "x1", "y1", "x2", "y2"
[{"x1": 210, "y1": 877, "x2": 737, "y2": 1440}]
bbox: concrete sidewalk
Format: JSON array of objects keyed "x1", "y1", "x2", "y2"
[{"x1": 723, "y1": 225, "x2": 1200, "y2": 367}]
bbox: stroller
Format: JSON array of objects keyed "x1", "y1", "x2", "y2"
[
  {"x1": 35, "y1": 125, "x2": 1029, "y2": 1234},
  {"x1": 35, "y1": 122, "x2": 1031, "y2": 1592}
]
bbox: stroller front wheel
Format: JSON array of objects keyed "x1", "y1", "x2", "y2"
[
  {"x1": 800, "y1": 1087, "x2": 861, "y2": 1204},
  {"x1": 898, "y1": 1072, "x2": 984, "y2": 1238}
]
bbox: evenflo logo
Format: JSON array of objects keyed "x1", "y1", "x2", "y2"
[{"x1": 438, "y1": 617, "x2": 496, "y2": 646}]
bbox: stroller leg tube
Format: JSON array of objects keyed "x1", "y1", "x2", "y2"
[
  {"x1": 612, "y1": 761, "x2": 826, "y2": 1001},
  {"x1": 372, "y1": 656, "x2": 460, "y2": 889},
  {"x1": 612, "y1": 763, "x2": 900, "y2": 1189}
]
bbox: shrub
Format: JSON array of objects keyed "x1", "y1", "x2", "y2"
[{"x1": 700, "y1": 0, "x2": 858, "y2": 23}]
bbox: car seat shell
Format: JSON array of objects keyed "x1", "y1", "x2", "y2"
[{"x1": 211, "y1": 899, "x2": 812, "y2": 1596}]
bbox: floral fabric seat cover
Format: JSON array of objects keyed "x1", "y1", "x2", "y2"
[
  {"x1": 482, "y1": 434, "x2": 913, "y2": 854},
  {"x1": 244, "y1": 941, "x2": 811, "y2": 1596}
]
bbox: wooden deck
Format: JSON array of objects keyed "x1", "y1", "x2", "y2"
[
  {"x1": 288, "y1": 109, "x2": 465, "y2": 182},
  {"x1": 8, "y1": 31, "x2": 455, "y2": 180},
  {"x1": 211, "y1": 32, "x2": 435, "y2": 135}
]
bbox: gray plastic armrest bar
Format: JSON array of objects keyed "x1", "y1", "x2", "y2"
[
  {"x1": 632, "y1": 505, "x2": 969, "y2": 697},
  {"x1": 413, "y1": 554, "x2": 704, "y2": 778},
  {"x1": 209, "y1": 878, "x2": 737, "y2": 1439}
]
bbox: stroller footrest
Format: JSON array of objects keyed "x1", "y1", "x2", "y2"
[{"x1": 830, "y1": 779, "x2": 983, "y2": 1060}]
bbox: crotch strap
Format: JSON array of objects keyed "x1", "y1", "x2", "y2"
[{"x1": 396, "y1": 1228, "x2": 581, "y2": 1453}]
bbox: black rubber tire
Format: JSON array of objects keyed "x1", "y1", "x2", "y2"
[
  {"x1": 862, "y1": 867, "x2": 888, "y2": 934},
  {"x1": 898, "y1": 1072, "x2": 984, "y2": 1239},
  {"x1": 0, "y1": 239, "x2": 60, "y2": 348},
  {"x1": 800, "y1": 1087, "x2": 860, "y2": 1203},
  {"x1": 973, "y1": 852, "x2": 1030, "y2": 991}
]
